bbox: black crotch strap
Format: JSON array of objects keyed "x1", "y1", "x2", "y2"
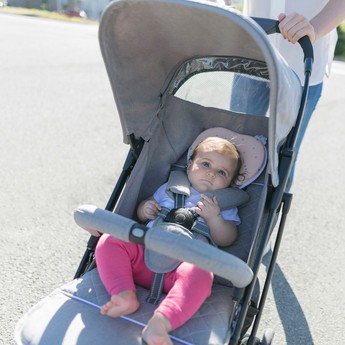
[
  {"x1": 146, "y1": 193, "x2": 186, "y2": 305},
  {"x1": 146, "y1": 272, "x2": 166, "y2": 305}
]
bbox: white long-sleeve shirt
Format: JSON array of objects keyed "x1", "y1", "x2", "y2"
[{"x1": 243, "y1": 0, "x2": 338, "y2": 85}]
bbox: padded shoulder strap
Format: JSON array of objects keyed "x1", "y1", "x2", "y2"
[
  {"x1": 166, "y1": 169, "x2": 249, "y2": 209},
  {"x1": 165, "y1": 170, "x2": 190, "y2": 198},
  {"x1": 204, "y1": 188, "x2": 249, "y2": 211}
]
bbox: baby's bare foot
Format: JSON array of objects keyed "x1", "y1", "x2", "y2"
[
  {"x1": 142, "y1": 312, "x2": 173, "y2": 345},
  {"x1": 100, "y1": 290, "x2": 139, "y2": 318}
]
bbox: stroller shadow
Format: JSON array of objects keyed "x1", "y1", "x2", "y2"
[
  {"x1": 262, "y1": 252, "x2": 314, "y2": 345},
  {"x1": 29, "y1": 290, "x2": 145, "y2": 345}
]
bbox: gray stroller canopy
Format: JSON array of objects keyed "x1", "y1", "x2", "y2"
[{"x1": 99, "y1": 0, "x2": 301, "y2": 185}]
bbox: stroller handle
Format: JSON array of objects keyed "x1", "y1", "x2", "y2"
[{"x1": 252, "y1": 17, "x2": 314, "y2": 73}]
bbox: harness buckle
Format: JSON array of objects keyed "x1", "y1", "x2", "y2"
[{"x1": 164, "y1": 208, "x2": 197, "y2": 230}]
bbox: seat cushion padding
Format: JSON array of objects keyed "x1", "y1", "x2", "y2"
[{"x1": 15, "y1": 269, "x2": 235, "y2": 345}]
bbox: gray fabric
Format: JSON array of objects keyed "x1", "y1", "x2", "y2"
[
  {"x1": 214, "y1": 177, "x2": 268, "y2": 286},
  {"x1": 99, "y1": 0, "x2": 272, "y2": 141},
  {"x1": 15, "y1": 268, "x2": 235, "y2": 345},
  {"x1": 145, "y1": 223, "x2": 192, "y2": 273},
  {"x1": 191, "y1": 221, "x2": 216, "y2": 246},
  {"x1": 14, "y1": 76, "x2": 269, "y2": 345},
  {"x1": 74, "y1": 207, "x2": 253, "y2": 288},
  {"x1": 74, "y1": 205, "x2": 136, "y2": 240},
  {"x1": 99, "y1": 0, "x2": 301, "y2": 186},
  {"x1": 145, "y1": 224, "x2": 253, "y2": 288},
  {"x1": 115, "y1": 95, "x2": 269, "y2": 222},
  {"x1": 14, "y1": 2, "x2": 289, "y2": 344},
  {"x1": 166, "y1": 170, "x2": 191, "y2": 198},
  {"x1": 166, "y1": 169, "x2": 250, "y2": 210},
  {"x1": 205, "y1": 188, "x2": 249, "y2": 210}
]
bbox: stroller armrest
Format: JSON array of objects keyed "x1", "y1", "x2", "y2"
[
  {"x1": 74, "y1": 205, "x2": 137, "y2": 240},
  {"x1": 74, "y1": 205, "x2": 253, "y2": 288},
  {"x1": 146, "y1": 226, "x2": 253, "y2": 288}
]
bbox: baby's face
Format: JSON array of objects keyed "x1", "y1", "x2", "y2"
[{"x1": 187, "y1": 150, "x2": 236, "y2": 193}]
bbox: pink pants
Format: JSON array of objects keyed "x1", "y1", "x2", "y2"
[{"x1": 95, "y1": 234, "x2": 213, "y2": 330}]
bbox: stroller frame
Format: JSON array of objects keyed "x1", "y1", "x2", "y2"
[
  {"x1": 74, "y1": 13, "x2": 313, "y2": 345},
  {"x1": 15, "y1": 1, "x2": 313, "y2": 344}
]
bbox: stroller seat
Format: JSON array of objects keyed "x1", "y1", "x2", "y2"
[
  {"x1": 15, "y1": 268, "x2": 236, "y2": 345},
  {"x1": 15, "y1": 119, "x2": 267, "y2": 343}
]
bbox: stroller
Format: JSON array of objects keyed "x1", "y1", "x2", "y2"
[{"x1": 15, "y1": 0, "x2": 313, "y2": 344}]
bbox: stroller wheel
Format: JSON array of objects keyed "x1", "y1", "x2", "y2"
[{"x1": 261, "y1": 328, "x2": 275, "y2": 345}]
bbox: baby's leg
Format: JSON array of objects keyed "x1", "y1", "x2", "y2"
[
  {"x1": 158, "y1": 262, "x2": 213, "y2": 329},
  {"x1": 142, "y1": 312, "x2": 173, "y2": 345},
  {"x1": 95, "y1": 234, "x2": 151, "y2": 318},
  {"x1": 100, "y1": 290, "x2": 140, "y2": 318},
  {"x1": 142, "y1": 262, "x2": 213, "y2": 344}
]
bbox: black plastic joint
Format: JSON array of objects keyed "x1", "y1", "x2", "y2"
[
  {"x1": 281, "y1": 148, "x2": 294, "y2": 158},
  {"x1": 129, "y1": 224, "x2": 148, "y2": 244}
]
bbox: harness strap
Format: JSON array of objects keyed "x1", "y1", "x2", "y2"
[
  {"x1": 191, "y1": 221, "x2": 216, "y2": 246},
  {"x1": 156, "y1": 207, "x2": 170, "y2": 222},
  {"x1": 146, "y1": 193, "x2": 185, "y2": 304},
  {"x1": 146, "y1": 272, "x2": 166, "y2": 305},
  {"x1": 175, "y1": 193, "x2": 186, "y2": 209}
]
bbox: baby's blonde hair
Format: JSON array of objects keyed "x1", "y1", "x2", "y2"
[{"x1": 190, "y1": 137, "x2": 242, "y2": 184}]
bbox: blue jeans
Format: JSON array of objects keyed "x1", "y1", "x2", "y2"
[
  {"x1": 288, "y1": 83, "x2": 323, "y2": 189},
  {"x1": 230, "y1": 78, "x2": 323, "y2": 189}
]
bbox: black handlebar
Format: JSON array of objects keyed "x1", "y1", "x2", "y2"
[
  {"x1": 252, "y1": 17, "x2": 314, "y2": 72},
  {"x1": 252, "y1": 16, "x2": 314, "y2": 168},
  {"x1": 252, "y1": 17, "x2": 280, "y2": 35}
]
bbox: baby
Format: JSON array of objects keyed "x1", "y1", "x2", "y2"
[{"x1": 95, "y1": 136, "x2": 242, "y2": 345}]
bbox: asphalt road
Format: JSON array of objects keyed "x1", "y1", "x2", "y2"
[
  {"x1": 1, "y1": 13, "x2": 344, "y2": 345},
  {"x1": 256, "y1": 60, "x2": 345, "y2": 345}
]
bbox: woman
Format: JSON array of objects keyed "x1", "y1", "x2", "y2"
[{"x1": 243, "y1": 0, "x2": 345, "y2": 188}]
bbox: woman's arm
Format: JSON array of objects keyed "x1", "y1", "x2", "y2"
[
  {"x1": 311, "y1": 0, "x2": 345, "y2": 41},
  {"x1": 278, "y1": 0, "x2": 345, "y2": 44}
]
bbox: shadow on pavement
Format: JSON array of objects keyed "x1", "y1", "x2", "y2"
[{"x1": 262, "y1": 251, "x2": 314, "y2": 345}]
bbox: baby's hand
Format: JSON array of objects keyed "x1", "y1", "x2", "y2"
[
  {"x1": 140, "y1": 199, "x2": 161, "y2": 221},
  {"x1": 195, "y1": 194, "x2": 221, "y2": 221}
]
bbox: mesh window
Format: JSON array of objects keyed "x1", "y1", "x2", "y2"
[{"x1": 171, "y1": 57, "x2": 270, "y2": 116}]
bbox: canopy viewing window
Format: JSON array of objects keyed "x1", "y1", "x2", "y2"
[{"x1": 170, "y1": 57, "x2": 270, "y2": 115}]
